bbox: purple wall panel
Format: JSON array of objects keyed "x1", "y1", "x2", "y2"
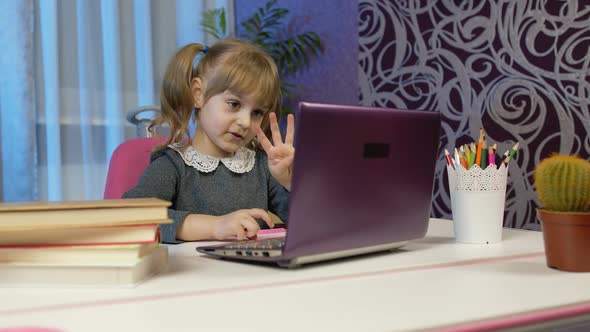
[{"x1": 235, "y1": 0, "x2": 359, "y2": 111}]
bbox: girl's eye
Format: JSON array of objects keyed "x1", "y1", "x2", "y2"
[
  {"x1": 227, "y1": 101, "x2": 240, "y2": 109},
  {"x1": 252, "y1": 110, "x2": 265, "y2": 118}
]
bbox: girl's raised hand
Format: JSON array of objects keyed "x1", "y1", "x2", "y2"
[
  {"x1": 256, "y1": 113, "x2": 295, "y2": 191},
  {"x1": 213, "y1": 209, "x2": 274, "y2": 241}
]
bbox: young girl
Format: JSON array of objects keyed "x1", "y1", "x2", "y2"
[{"x1": 124, "y1": 38, "x2": 295, "y2": 243}]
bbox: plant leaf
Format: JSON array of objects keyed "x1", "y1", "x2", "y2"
[
  {"x1": 243, "y1": 22, "x2": 257, "y2": 35},
  {"x1": 200, "y1": 8, "x2": 226, "y2": 39},
  {"x1": 294, "y1": 41, "x2": 308, "y2": 68},
  {"x1": 219, "y1": 9, "x2": 226, "y2": 35},
  {"x1": 265, "y1": 0, "x2": 276, "y2": 11}
]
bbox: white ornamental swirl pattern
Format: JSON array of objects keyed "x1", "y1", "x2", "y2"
[{"x1": 359, "y1": 0, "x2": 590, "y2": 230}]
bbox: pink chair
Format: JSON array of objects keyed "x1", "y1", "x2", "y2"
[{"x1": 104, "y1": 137, "x2": 168, "y2": 199}]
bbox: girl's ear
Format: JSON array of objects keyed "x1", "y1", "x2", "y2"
[{"x1": 190, "y1": 77, "x2": 203, "y2": 108}]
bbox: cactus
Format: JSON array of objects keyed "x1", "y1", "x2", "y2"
[{"x1": 534, "y1": 154, "x2": 590, "y2": 212}]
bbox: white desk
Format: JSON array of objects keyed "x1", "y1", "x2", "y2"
[{"x1": 0, "y1": 219, "x2": 589, "y2": 332}]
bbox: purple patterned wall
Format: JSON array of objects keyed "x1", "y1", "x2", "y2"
[{"x1": 359, "y1": 0, "x2": 590, "y2": 229}]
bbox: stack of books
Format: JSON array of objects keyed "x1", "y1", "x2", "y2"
[{"x1": 0, "y1": 198, "x2": 172, "y2": 287}]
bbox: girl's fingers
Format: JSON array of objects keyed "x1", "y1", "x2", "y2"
[
  {"x1": 247, "y1": 208, "x2": 274, "y2": 229},
  {"x1": 285, "y1": 114, "x2": 295, "y2": 146},
  {"x1": 232, "y1": 222, "x2": 247, "y2": 241},
  {"x1": 255, "y1": 126, "x2": 273, "y2": 152},
  {"x1": 269, "y1": 113, "x2": 283, "y2": 145},
  {"x1": 241, "y1": 218, "x2": 261, "y2": 238}
]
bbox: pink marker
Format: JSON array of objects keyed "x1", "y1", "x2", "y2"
[
  {"x1": 257, "y1": 228, "x2": 286, "y2": 235},
  {"x1": 256, "y1": 228, "x2": 286, "y2": 239}
]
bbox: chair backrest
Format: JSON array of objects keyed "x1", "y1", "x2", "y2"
[{"x1": 104, "y1": 137, "x2": 168, "y2": 199}]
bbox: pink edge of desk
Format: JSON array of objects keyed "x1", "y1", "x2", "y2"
[
  {"x1": 434, "y1": 301, "x2": 590, "y2": 332},
  {"x1": 0, "y1": 328, "x2": 63, "y2": 332}
]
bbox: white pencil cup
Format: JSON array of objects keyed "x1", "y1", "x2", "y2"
[{"x1": 447, "y1": 164, "x2": 508, "y2": 244}]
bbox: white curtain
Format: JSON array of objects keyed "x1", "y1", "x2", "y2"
[{"x1": 0, "y1": 0, "x2": 233, "y2": 202}]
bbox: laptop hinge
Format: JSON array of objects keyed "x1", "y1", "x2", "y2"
[{"x1": 279, "y1": 241, "x2": 408, "y2": 268}]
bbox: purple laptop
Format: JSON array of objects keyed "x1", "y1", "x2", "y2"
[{"x1": 197, "y1": 102, "x2": 441, "y2": 268}]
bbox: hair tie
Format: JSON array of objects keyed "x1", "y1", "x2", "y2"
[{"x1": 193, "y1": 45, "x2": 209, "y2": 70}]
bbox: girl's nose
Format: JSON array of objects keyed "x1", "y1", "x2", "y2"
[{"x1": 236, "y1": 111, "x2": 251, "y2": 128}]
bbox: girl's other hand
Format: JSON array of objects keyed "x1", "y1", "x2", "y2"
[
  {"x1": 256, "y1": 113, "x2": 295, "y2": 191},
  {"x1": 213, "y1": 209, "x2": 274, "y2": 241}
]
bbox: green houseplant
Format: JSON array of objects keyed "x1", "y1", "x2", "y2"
[
  {"x1": 201, "y1": 0, "x2": 324, "y2": 115},
  {"x1": 534, "y1": 154, "x2": 590, "y2": 272}
]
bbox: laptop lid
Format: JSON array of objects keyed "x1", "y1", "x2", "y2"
[{"x1": 281, "y1": 102, "x2": 441, "y2": 259}]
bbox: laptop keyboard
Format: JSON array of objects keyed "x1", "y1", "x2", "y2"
[{"x1": 224, "y1": 238, "x2": 285, "y2": 250}]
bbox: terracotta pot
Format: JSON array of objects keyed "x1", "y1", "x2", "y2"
[{"x1": 538, "y1": 209, "x2": 590, "y2": 272}]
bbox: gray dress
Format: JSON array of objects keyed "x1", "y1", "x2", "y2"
[{"x1": 123, "y1": 147, "x2": 290, "y2": 243}]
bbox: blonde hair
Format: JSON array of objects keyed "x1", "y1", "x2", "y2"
[{"x1": 151, "y1": 38, "x2": 281, "y2": 150}]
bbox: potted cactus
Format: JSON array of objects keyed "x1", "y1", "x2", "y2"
[{"x1": 534, "y1": 154, "x2": 590, "y2": 272}]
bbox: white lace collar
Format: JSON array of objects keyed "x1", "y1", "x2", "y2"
[{"x1": 169, "y1": 143, "x2": 256, "y2": 174}]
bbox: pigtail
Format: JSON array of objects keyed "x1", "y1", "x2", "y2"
[{"x1": 150, "y1": 43, "x2": 207, "y2": 149}]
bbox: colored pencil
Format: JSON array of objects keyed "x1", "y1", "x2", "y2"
[
  {"x1": 481, "y1": 141, "x2": 488, "y2": 169},
  {"x1": 507, "y1": 142, "x2": 519, "y2": 163},
  {"x1": 488, "y1": 143, "x2": 497, "y2": 166},
  {"x1": 475, "y1": 129, "x2": 484, "y2": 166},
  {"x1": 469, "y1": 142, "x2": 477, "y2": 168},
  {"x1": 454, "y1": 148, "x2": 461, "y2": 169},
  {"x1": 463, "y1": 144, "x2": 470, "y2": 168},
  {"x1": 445, "y1": 149, "x2": 455, "y2": 169}
]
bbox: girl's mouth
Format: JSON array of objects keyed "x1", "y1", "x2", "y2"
[{"x1": 230, "y1": 132, "x2": 243, "y2": 140}]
